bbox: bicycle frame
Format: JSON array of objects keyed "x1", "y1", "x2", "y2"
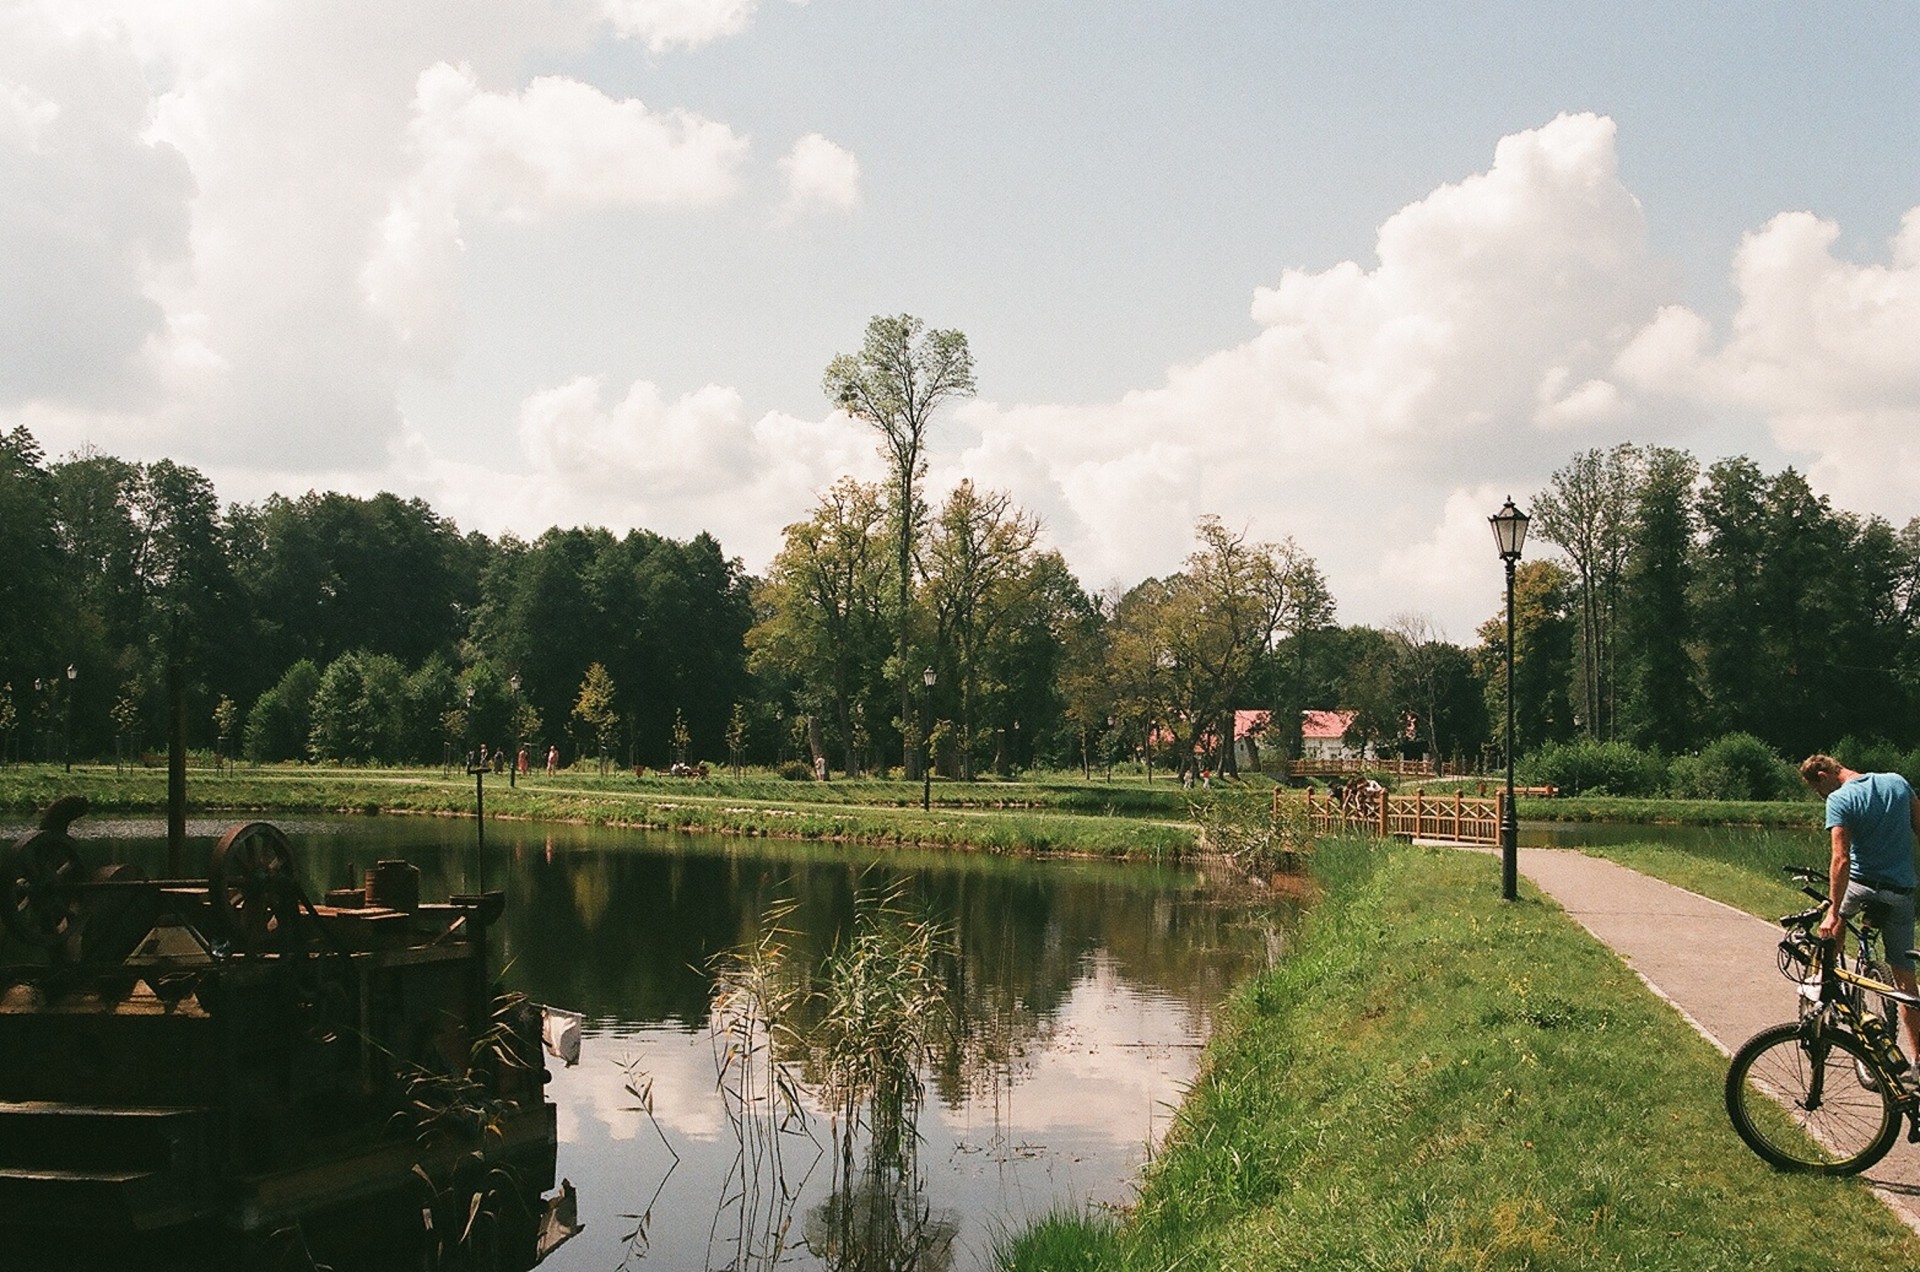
[{"x1": 1781, "y1": 868, "x2": 1920, "y2": 1119}]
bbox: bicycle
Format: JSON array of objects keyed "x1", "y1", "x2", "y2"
[{"x1": 1724, "y1": 865, "x2": 1920, "y2": 1174}]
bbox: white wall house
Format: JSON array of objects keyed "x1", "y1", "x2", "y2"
[{"x1": 1299, "y1": 709, "x2": 1373, "y2": 762}]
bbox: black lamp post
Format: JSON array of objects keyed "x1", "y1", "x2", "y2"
[
  {"x1": 1489, "y1": 496, "x2": 1529, "y2": 901},
  {"x1": 921, "y1": 666, "x2": 935, "y2": 812},
  {"x1": 509, "y1": 672, "x2": 521, "y2": 788},
  {"x1": 63, "y1": 663, "x2": 75, "y2": 773}
]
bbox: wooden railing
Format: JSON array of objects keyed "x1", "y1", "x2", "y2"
[
  {"x1": 1284, "y1": 757, "x2": 1438, "y2": 778},
  {"x1": 1276, "y1": 786, "x2": 1501, "y2": 846}
]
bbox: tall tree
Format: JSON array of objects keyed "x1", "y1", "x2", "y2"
[
  {"x1": 1108, "y1": 518, "x2": 1328, "y2": 777},
  {"x1": 923, "y1": 481, "x2": 1041, "y2": 779},
  {"x1": 229, "y1": 490, "x2": 472, "y2": 684},
  {"x1": 1694, "y1": 455, "x2": 1770, "y2": 738},
  {"x1": 1476, "y1": 559, "x2": 1577, "y2": 764},
  {"x1": 572, "y1": 662, "x2": 619, "y2": 772},
  {"x1": 0, "y1": 428, "x2": 63, "y2": 700},
  {"x1": 823, "y1": 315, "x2": 976, "y2": 776},
  {"x1": 748, "y1": 479, "x2": 892, "y2": 777},
  {"x1": 1532, "y1": 445, "x2": 1637, "y2": 739},
  {"x1": 1618, "y1": 446, "x2": 1699, "y2": 754}
]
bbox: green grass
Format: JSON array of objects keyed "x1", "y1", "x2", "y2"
[
  {"x1": 1521, "y1": 793, "x2": 1821, "y2": 828},
  {"x1": 0, "y1": 763, "x2": 1197, "y2": 859},
  {"x1": 999, "y1": 837, "x2": 1920, "y2": 1271},
  {"x1": 1577, "y1": 836, "x2": 1824, "y2": 922}
]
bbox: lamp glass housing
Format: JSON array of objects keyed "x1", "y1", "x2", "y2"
[{"x1": 1490, "y1": 498, "x2": 1529, "y2": 561}]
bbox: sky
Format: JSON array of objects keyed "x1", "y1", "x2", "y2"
[{"x1": 4, "y1": 0, "x2": 1918, "y2": 641}]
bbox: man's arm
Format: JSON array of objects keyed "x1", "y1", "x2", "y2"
[{"x1": 1820, "y1": 825, "x2": 1852, "y2": 941}]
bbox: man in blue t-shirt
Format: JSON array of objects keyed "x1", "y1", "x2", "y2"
[{"x1": 1801, "y1": 753, "x2": 1920, "y2": 1058}]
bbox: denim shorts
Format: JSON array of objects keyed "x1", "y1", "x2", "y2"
[{"x1": 1842, "y1": 879, "x2": 1918, "y2": 971}]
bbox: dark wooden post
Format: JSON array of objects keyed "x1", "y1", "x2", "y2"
[{"x1": 167, "y1": 662, "x2": 187, "y2": 877}]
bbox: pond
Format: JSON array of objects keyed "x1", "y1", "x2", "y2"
[{"x1": 11, "y1": 813, "x2": 1288, "y2": 1271}]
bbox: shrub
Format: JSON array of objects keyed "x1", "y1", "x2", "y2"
[
  {"x1": 1517, "y1": 739, "x2": 1666, "y2": 797},
  {"x1": 1827, "y1": 735, "x2": 1920, "y2": 791},
  {"x1": 778, "y1": 760, "x2": 814, "y2": 782},
  {"x1": 1668, "y1": 732, "x2": 1797, "y2": 802}
]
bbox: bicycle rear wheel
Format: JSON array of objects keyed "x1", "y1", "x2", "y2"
[{"x1": 1726, "y1": 1022, "x2": 1901, "y2": 1174}]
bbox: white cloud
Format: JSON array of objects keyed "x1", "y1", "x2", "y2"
[
  {"x1": 0, "y1": 80, "x2": 61, "y2": 152},
  {"x1": 945, "y1": 112, "x2": 1674, "y2": 627},
  {"x1": 368, "y1": 112, "x2": 1706, "y2": 638},
  {"x1": 0, "y1": 3, "x2": 794, "y2": 469},
  {"x1": 0, "y1": 8, "x2": 192, "y2": 407},
  {"x1": 363, "y1": 63, "x2": 749, "y2": 356},
  {"x1": 602, "y1": 0, "x2": 760, "y2": 53},
  {"x1": 774, "y1": 132, "x2": 861, "y2": 223},
  {"x1": 381, "y1": 375, "x2": 885, "y2": 565},
  {"x1": 1617, "y1": 207, "x2": 1920, "y2": 526}
]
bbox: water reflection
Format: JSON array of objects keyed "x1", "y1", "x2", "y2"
[{"x1": 19, "y1": 815, "x2": 1286, "y2": 1272}]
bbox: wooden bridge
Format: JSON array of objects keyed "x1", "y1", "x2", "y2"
[
  {"x1": 1275, "y1": 785, "x2": 1501, "y2": 846},
  {"x1": 1283, "y1": 757, "x2": 1439, "y2": 779}
]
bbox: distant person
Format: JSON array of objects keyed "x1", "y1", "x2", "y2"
[
  {"x1": 517, "y1": 746, "x2": 529, "y2": 776},
  {"x1": 546, "y1": 745, "x2": 559, "y2": 777},
  {"x1": 1801, "y1": 753, "x2": 1920, "y2": 1060}
]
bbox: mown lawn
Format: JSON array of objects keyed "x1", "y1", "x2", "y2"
[{"x1": 0, "y1": 763, "x2": 1198, "y2": 858}]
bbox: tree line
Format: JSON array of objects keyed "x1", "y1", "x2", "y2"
[
  {"x1": 4, "y1": 320, "x2": 1918, "y2": 779},
  {"x1": 1497, "y1": 444, "x2": 1920, "y2": 764}
]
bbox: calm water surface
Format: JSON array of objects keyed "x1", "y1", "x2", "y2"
[{"x1": 18, "y1": 813, "x2": 1287, "y2": 1271}]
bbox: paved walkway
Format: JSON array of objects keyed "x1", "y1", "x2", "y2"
[{"x1": 1513, "y1": 847, "x2": 1920, "y2": 1232}]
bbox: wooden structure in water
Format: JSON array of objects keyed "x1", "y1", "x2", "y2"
[
  {"x1": 0, "y1": 800, "x2": 568, "y2": 1268},
  {"x1": 1280, "y1": 785, "x2": 1502, "y2": 846}
]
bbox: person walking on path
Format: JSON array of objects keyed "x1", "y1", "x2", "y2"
[{"x1": 1800, "y1": 753, "x2": 1920, "y2": 1058}]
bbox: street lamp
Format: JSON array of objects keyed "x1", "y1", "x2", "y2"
[
  {"x1": 63, "y1": 663, "x2": 75, "y2": 773},
  {"x1": 921, "y1": 666, "x2": 936, "y2": 812},
  {"x1": 509, "y1": 672, "x2": 521, "y2": 788},
  {"x1": 1489, "y1": 496, "x2": 1529, "y2": 902}
]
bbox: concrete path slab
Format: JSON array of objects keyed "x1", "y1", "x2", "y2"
[{"x1": 1513, "y1": 847, "x2": 1920, "y2": 1230}]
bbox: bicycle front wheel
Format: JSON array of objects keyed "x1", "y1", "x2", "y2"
[{"x1": 1727, "y1": 1022, "x2": 1902, "y2": 1174}]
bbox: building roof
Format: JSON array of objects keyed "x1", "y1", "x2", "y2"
[{"x1": 1301, "y1": 709, "x2": 1355, "y2": 741}]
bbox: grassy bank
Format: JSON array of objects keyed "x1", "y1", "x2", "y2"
[
  {"x1": 0, "y1": 764, "x2": 1197, "y2": 859},
  {"x1": 1001, "y1": 837, "x2": 1920, "y2": 1270},
  {"x1": 1522, "y1": 793, "x2": 1820, "y2": 828},
  {"x1": 1572, "y1": 830, "x2": 1828, "y2": 922}
]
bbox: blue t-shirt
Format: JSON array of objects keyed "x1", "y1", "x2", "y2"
[{"x1": 1827, "y1": 771, "x2": 1919, "y2": 888}]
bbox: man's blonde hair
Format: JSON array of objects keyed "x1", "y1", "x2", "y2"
[{"x1": 1800, "y1": 754, "x2": 1843, "y2": 784}]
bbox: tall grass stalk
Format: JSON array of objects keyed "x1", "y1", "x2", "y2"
[
  {"x1": 706, "y1": 900, "x2": 817, "y2": 1270},
  {"x1": 808, "y1": 879, "x2": 957, "y2": 1270}
]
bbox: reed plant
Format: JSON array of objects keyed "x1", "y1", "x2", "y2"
[{"x1": 706, "y1": 900, "x2": 816, "y2": 1270}]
